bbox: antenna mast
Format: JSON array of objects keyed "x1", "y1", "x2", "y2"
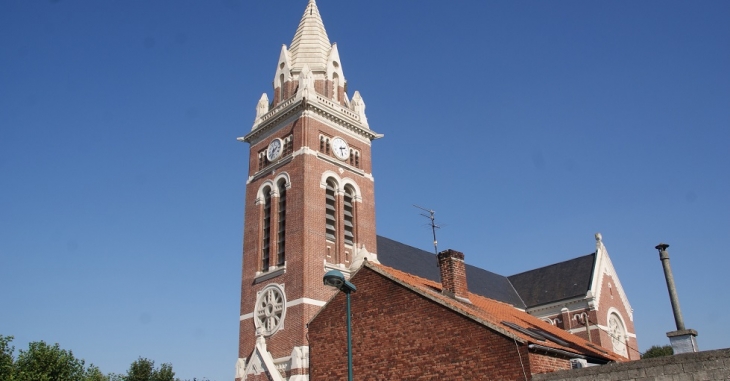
[{"x1": 414, "y1": 205, "x2": 440, "y2": 255}]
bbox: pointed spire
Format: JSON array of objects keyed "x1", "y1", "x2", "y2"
[
  {"x1": 253, "y1": 93, "x2": 269, "y2": 129},
  {"x1": 289, "y1": 0, "x2": 332, "y2": 72}
]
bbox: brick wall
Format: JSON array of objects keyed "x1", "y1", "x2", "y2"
[
  {"x1": 309, "y1": 267, "x2": 573, "y2": 380},
  {"x1": 532, "y1": 348, "x2": 730, "y2": 381}
]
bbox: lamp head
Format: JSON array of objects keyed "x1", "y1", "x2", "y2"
[{"x1": 323, "y1": 270, "x2": 357, "y2": 293}]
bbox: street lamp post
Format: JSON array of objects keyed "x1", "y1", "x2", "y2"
[{"x1": 323, "y1": 270, "x2": 357, "y2": 381}]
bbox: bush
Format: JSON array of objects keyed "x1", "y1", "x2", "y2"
[{"x1": 641, "y1": 345, "x2": 673, "y2": 359}]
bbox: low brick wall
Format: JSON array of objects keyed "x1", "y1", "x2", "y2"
[{"x1": 532, "y1": 348, "x2": 730, "y2": 381}]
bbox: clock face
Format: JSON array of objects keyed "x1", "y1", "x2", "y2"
[
  {"x1": 266, "y1": 138, "x2": 283, "y2": 161},
  {"x1": 331, "y1": 137, "x2": 349, "y2": 160}
]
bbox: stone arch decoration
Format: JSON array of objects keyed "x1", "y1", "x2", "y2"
[
  {"x1": 256, "y1": 180, "x2": 276, "y2": 204},
  {"x1": 273, "y1": 172, "x2": 291, "y2": 190},
  {"x1": 319, "y1": 171, "x2": 362, "y2": 201},
  {"x1": 255, "y1": 172, "x2": 291, "y2": 204},
  {"x1": 254, "y1": 283, "x2": 287, "y2": 337}
]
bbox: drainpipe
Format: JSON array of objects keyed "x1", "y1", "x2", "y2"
[{"x1": 576, "y1": 312, "x2": 591, "y2": 343}]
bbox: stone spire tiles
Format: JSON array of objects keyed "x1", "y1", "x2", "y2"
[{"x1": 289, "y1": 0, "x2": 332, "y2": 72}]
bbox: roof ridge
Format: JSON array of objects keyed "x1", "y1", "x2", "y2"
[{"x1": 508, "y1": 252, "x2": 596, "y2": 278}]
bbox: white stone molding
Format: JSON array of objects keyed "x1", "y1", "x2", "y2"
[
  {"x1": 255, "y1": 181, "x2": 276, "y2": 205},
  {"x1": 566, "y1": 324, "x2": 637, "y2": 338},
  {"x1": 350, "y1": 244, "x2": 379, "y2": 271},
  {"x1": 319, "y1": 171, "x2": 363, "y2": 202},
  {"x1": 254, "y1": 93, "x2": 270, "y2": 126},
  {"x1": 235, "y1": 357, "x2": 246, "y2": 379},
  {"x1": 525, "y1": 297, "x2": 592, "y2": 317},
  {"x1": 320, "y1": 170, "x2": 340, "y2": 189},
  {"x1": 242, "y1": 297, "x2": 325, "y2": 322},
  {"x1": 351, "y1": 91, "x2": 368, "y2": 128},
  {"x1": 274, "y1": 45, "x2": 292, "y2": 89},
  {"x1": 242, "y1": 88, "x2": 381, "y2": 145},
  {"x1": 273, "y1": 172, "x2": 291, "y2": 190},
  {"x1": 326, "y1": 43, "x2": 346, "y2": 92},
  {"x1": 243, "y1": 328, "x2": 284, "y2": 381},
  {"x1": 341, "y1": 178, "x2": 362, "y2": 202},
  {"x1": 607, "y1": 307, "x2": 629, "y2": 356},
  {"x1": 288, "y1": 0, "x2": 331, "y2": 72},
  {"x1": 287, "y1": 297, "x2": 327, "y2": 308},
  {"x1": 290, "y1": 346, "x2": 310, "y2": 373},
  {"x1": 591, "y1": 233, "x2": 634, "y2": 321},
  {"x1": 298, "y1": 64, "x2": 316, "y2": 99}
]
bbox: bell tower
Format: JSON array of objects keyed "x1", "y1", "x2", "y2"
[{"x1": 236, "y1": 1, "x2": 381, "y2": 380}]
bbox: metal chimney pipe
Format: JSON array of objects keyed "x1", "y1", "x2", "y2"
[{"x1": 655, "y1": 243, "x2": 686, "y2": 331}]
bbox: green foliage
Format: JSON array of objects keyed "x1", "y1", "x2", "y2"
[
  {"x1": 14, "y1": 340, "x2": 86, "y2": 381},
  {"x1": 641, "y1": 344, "x2": 674, "y2": 359},
  {"x1": 0, "y1": 335, "x2": 188, "y2": 381},
  {"x1": 0, "y1": 335, "x2": 15, "y2": 381},
  {"x1": 125, "y1": 357, "x2": 176, "y2": 381}
]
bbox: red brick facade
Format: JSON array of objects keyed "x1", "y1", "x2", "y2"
[
  {"x1": 309, "y1": 266, "x2": 612, "y2": 380},
  {"x1": 238, "y1": 96, "x2": 379, "y2": 365}
]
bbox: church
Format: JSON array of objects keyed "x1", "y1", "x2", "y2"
[{"x1": 236, "y1": 1, "x2": 638, "y2": 380}]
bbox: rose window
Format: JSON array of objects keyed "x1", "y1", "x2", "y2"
[
  {"x1": 254, "y1": 284, "x2": 286, "y2": 336},
  {"x1": 608, "y1": 313, "x2": 627, "y2": 356}
]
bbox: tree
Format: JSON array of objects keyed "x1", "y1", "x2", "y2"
[
  {"x1": 14, "y1": 340, "x2": 86, "y2": 381},
  {"x1": 0, "y1": 335, "x2": 15, "y2": 381},
  {"x1": 125, "y1": 357, "x2": 176, "y2": 381},
  {"x1": 641, "y1": 344, "x2": 673, "y2": 359}
]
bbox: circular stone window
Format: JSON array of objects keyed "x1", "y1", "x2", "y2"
[
  {"x1": 254, "y1": 284, "x2": 287, "y2": 336},
  {"x1": 608, "y1": 313, "x2": 627, "y2": 356}
]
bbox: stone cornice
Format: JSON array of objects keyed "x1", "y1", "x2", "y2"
[{"x1": 240, "y1": 93, "x2": 382, "y2": 145}]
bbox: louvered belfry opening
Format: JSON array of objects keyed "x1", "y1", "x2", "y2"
[
  {"x1": 325, "y1": 179, "x2": 337, "y2": 242},
  {"x1": 262, "y1": 188, "x2": 272, "y2": 272},
  {"x1": 343, "y1": 186, "x2": 355, "y2": 246},
  {"x1": 277, "y1": 180, "x2": 286, "y2": 266}
]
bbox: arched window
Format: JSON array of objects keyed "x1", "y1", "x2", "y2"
[
  {"x1": 276, "y1": 179, "x2": 287, "y2": 266},
  {"x1": 343, "y1": 185, "x2": 355, "y2": 246},
  {"x1": 261, "y1": 186, "x2": 272, "y2": 271},
  {"x1": 279, "y1": 74, "x2": 285, "y2": 102},
  {"x1": 325, "y1": 179, "x2": 337, "y2": 242}
]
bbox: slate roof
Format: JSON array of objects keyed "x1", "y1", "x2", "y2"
[
  {"x1": 363, "y1": 261, "x2": 623, "y2": 363},
  {"x1": 376, "y1": 236, "x2": 526, "y2": 309},
  {"x1": 508, "y1": 253, "x2": 596, "y2": 308},
  {"x1": 377, "y1": 235, "x2": 598, "y2": 310}
]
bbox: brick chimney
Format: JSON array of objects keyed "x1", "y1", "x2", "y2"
[{"x1": 437, "y1": 249, "x2": 470, "y2": 302}]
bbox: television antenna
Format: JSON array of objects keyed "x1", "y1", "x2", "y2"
[{"x1": 413, "y1": 205, "x2": 440, "y2": 255}]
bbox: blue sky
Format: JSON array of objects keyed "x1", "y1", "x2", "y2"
[{"x1": 1, "y1": 1, "x2": 728, "y2": 380}]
